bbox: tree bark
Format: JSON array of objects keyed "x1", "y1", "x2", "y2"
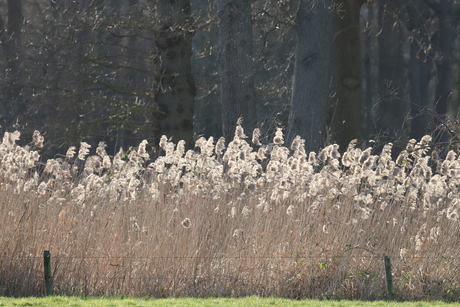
[
  {"x1": 375, "y1": 0, "x2": 407, "y2": 142},
  {"x1": 362, "y1": 2, "x2": 378, "y2": 142},
  {"x1": 407, "y1": 2, "x2": 431, "y2": 140},
  {"x1": 329, "y1": 0, "x2": 365, "y2": 150},
  {"x1": 426, "y1": 0, "x2": 452, "y2": 143},
  {"x1": 286, "y1": 0, "x2": 334, "y2": 152},
  {"x1": 1, "y1": 0, "x2": 24, "y2": 130},
  {"x1": 218, "y1": 0, "x2": 257, "y2": 142},
  {"x1": 154, "y1": 0, "x2": 196, "y2": 148}
]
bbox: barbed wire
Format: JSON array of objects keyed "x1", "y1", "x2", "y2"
[
  {"x1": 60, "y1": 275, "x2": 274, "y2": 282},
  {"x1": 2, "y1": 254, "x2": 460, "y2": 260}
]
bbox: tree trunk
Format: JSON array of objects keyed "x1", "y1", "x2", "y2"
[
  {"x1": 362, "y1": 2, "x2": 378, "y2": 142},
  {"x1": 375, "y1": 0, "x2": 407, "y2": 142},
  {"x1": 329, "y1": 0, "x2": 365, "y2": 150},
  {"x1": 407, "y1": 2, "x2": 431, "y2": 140},
  {"x1": 218, "y1": 0, "x2": 257, "y2": 142},
  {"x1": 426, "y1": 0, "x2": 453, "y2": 143},
  {"x1": 286, "y1": 0, "x2": 334, "y2": 152},
  {"x1": 1, "y1": 0, "x2": 24, "y2": 130},
  {"x1": 154, "y1": 0, "x2": 196, "y2": 148}
]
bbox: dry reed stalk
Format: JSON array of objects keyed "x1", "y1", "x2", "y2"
[{"x1": 1, "y1": 130, "x2": 460, "y2": 300}]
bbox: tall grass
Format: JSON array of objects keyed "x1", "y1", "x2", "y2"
[{"x1": 1, "y1": 128, "x2": 460, "y2": 300}]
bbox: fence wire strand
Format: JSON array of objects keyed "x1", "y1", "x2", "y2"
[{"x1": 2, "y1": 254, "x2": 460, "y2": 260}]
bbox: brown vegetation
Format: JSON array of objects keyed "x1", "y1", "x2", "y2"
[{"x1": 1, "y1": 129, "x2": 460, "y2": 300}]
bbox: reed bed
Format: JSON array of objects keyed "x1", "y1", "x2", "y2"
[{"x1": 1, "y1": 128, "x2": 460, "y2": 300}]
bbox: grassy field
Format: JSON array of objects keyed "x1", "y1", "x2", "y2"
[
  {"x1": 1, "y1": 296, "x2": 460, "y2": 307},
  {"x1": 2, "y1": 129, "x2": 460, "y2": 300}
]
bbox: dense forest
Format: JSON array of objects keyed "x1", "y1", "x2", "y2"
[{"x1": 0, "y1": 0, "x2": 459, "y2": 157}]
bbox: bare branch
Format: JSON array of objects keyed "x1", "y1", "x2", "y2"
[{"x1": 424, "y1": 0, "x2": 440, "y2": 15}]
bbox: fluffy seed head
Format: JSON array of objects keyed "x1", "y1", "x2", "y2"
[
  {"x1": 181, "y1": 218, "x2": 191, "y2": 228},
  {"x1": 78, "y1": 142, "x2": 91, "y2": 160},
  {"x1": 273, "y1": 128, "x2": 284, "y2": 145},
  {"x1": 33, "y1": 131, "x2": 44, "y2": 148}
]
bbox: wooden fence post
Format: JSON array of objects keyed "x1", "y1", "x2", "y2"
[
  {"x1": 44, "y1": 250, "x2": 53, "y2": 296},
  {"x1": 384, "y1": 256, "x2": 395, "y2": 300}
]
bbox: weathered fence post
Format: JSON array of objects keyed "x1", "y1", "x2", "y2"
[
  {"x1": 384, "y1": 256, "x2": 395, "y2": 300},
  {"x1": 44, "y1": 250, "x2": 53, "y2": 296}
]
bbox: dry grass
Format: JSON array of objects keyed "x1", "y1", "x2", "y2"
[{"x1": 1, "y1": 129, "x2": 460, "y2": 300}]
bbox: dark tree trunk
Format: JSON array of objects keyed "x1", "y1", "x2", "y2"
[
  {"x1": 329, "y1": 0, "x2": 365, "y2": 150},
  {"x1": 286, "y1": 0, "x2": 334, "y2": 152},
  {"x1": 362, "y1": 2, "x2": 378, "y2": 142},
  {"x1": 218, "y1": 0, "x2": 257, "y2": 142},
  {"x1": 407, "y1": 2, "x2": 431, "y2": 140},
  {"x1": 154, "y1": 0, "x2": 196, "y2": 148},
  {"x1": 1, "y1": 0, "x2": 24, "y2": 130},
  {"x1": 375, "y1": 0, "x2": 407, "y2": 142},
  {"x1": 426, "y1": 0, "x2": 453, "y2": 143}
]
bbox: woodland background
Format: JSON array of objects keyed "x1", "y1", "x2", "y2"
[{"x1": 0, "y1": 0, "x2": 459, "y2": 156}]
